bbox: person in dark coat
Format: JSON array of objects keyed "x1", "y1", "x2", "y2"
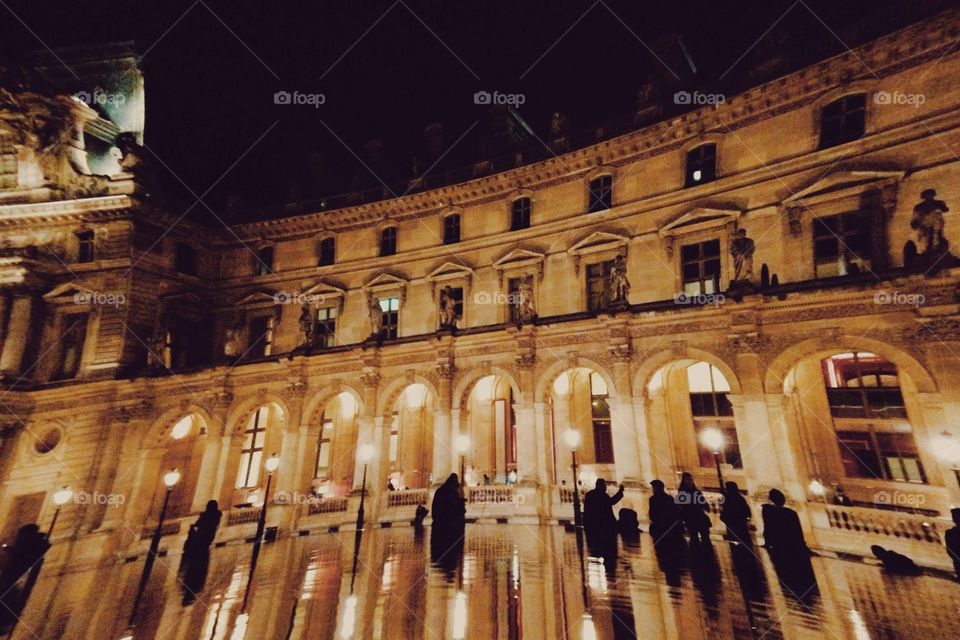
[
  {"x1": 719, "y1": 481, "x2": 752, "y2": 545},
  {"x1": 184, "y1": 500, "x2": 221, "y2": 563},
  {"x1": 617, "y1": 501, "x2": 640, "y2": 541},
  {"x1": 648, "y1": 479, "x2": 683, "y2": 544},
  {"x1": 945, "y1": 508, "x2": 960, "y2": 579},
  {"x1": 583, "y1": 479, "x2": 624, "y2": 544},
  {"x1": 677, "y1": 473, "x2": 711, "y2": 544},
  {"x1": 431, "y1": 473, "x2": 466, "y2": 536},
  {"x1": 871, "y1": 545, "x2": 921, "y2": 575},
  {"x1": 0, "y1": 524, "x2": 49, "y2": 632},
  {"x1": 761, "y1": 488, "x2": 810, "y2": 557}
]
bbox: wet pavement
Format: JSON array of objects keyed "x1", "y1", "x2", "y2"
[{"x1": 6, "y1": 524, "x2": 960, "y2": 639}]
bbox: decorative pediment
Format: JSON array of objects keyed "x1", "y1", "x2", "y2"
[
  {"x1": 42, "y1": 281, "x2": 98, "y2": 303},
  {"x1": 782, "y1": 169, "x2": 904, "y2": 206},
  {"x1": 425, "y1": 261, "x2": 473, "y2": 299},
  {"x1": 298, "y1": 279, "x2": 346, "y2": 311},
  {"x1": 363, "y1": 272, "x2": 408, "y2": 303},
  {"x1": 234, "y1": 290, "x2": 279, "y2": 308},
  {"x1": 568, "y1": 231, "x2": 629, "y2": 275},
  {"x1": 659, "y1": 207, "x2": 741, "y2": 238},
  {"x1": 491, "y1": 247, "x2": 545, "y2": 285}
]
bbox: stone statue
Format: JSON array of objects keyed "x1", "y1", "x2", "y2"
[
  {"x1": 730, "y1": 228, "x2": 756, "y2": 282},
  {"x1": 298, "y1": 304, "x2": 314, "y2": 347},
  {"x1": 439, "y1": 285, "x2": 458, "y2": 328},
  {"x1": 147, "y1": 322, "x2": 167, "y2": 369},
  {"x1": 223, "y1": 328, "x2": 240, "y2": 357},
  {"x1": 517, "y1": 274, "x2": 536, "y2": 322},
  {"x1": 608, "y1": 254, "x2": 630, "y2": 304},
  {"x1": 550, "y1": 112, "x2": 568, "y2": 138},
  {"x1": 369, "y1": 297, "x2": 383, "y2": 339},
  {"x1": 911, "y1": 189, "x2": 949, "y2": 255}
]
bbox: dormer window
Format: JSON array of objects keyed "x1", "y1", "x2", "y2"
[
  {"x1": 380, "y1": 226, "x2": 397, "y2": 257},
  {"x1": 685, "y1": 144, "x2": 717, "y2": 187},
  {"x1": 319, "y1": 237, "x2": 336, "y2": 266},
  {"x1": 76, "y1": 230, "x2": 95, "y2": 263},
  {"x1": 443, "y1": 214, "x2": 461, "y2": 245},
  {"x1": 588, "y1": 175, "x2": 612, "y2": 213},
  {"x1": 511, "y1": 197, "x2": 531, "y2": 230},
  {"x1": 257, "y1": 246, "x2": 274, "y2": 276},
  {"x1": 820, "y1": 94, "x2": 866, "y2": 148}
]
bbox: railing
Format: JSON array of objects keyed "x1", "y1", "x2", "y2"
[
  {"x1": 386, "y1": 489, "x2": 428, "y2": 508},
  {"x1": 559, "y1": 487, "x2": 582, "y2": 504},
  {"x1": 227, "y1": 507, "x2": 260, "y2": 527},
  {"x1": 307, "y1": 497, "x2": 349, "y2": 515},
  {"x1": 467, "y1": 485, "x2": 514, "y2": 505},
  {"x1": 140, "y1": 519, "x2": 182, "y2": 540},
  {"x1": 824, "y1": 504, "x2": 943, "y2": 544}
]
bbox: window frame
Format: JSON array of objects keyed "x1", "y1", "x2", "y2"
[
  {"x1": 511, "y1": 197, "x2": 532, "y2": 231},
  {"x1": 256, "y1": 246, "x2": 274, "y2": 276},
  {"x1": 318, "y1": 237, "x2": 336, "y2": 267},
  {"x1": 443, "y1": 214, "x2": 461, "y2": 245},
  {"x1": 76, "y1": 230, "x2": 95, "y2": 263},
  {"x1": 685, "y1": 143, "x2": 717, "y2": 187},
  {"x1": 380, "y1": 226, "x2": 398, "y2": 257},
  {"x1": 680, "y1": 238, "x2": 722, "y2": 296},
  {"x1": 587, "y1": 175, "x2": 613, "y2": 213},
  {"x1": 819, "y1": 93, "x2": 867, "y2": 149},
  {"x1": 237, "y1": 406, "x2": 269, "y2": 489}
]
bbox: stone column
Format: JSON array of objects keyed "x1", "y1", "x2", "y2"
[
  {"x1": 915, "y1": 392, "x2": 960, "y2": 506},
  {"x1": 431, "y1": 399, "x2": 454, "y2": 487},
  {"x1": 276, "y1": 381, "x2": 306, "y2": 530},
  {"x1": 610, "y1": 358, "x2": 642, "y2": 484},
  {"x1": 0, "y1": 294, "x2": 34, "y2": 377}
]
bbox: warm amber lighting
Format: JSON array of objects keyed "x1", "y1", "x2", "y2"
[
  {"x1": 582, "y1": 613, "x2": 597, "y2": 640},
  {"x1": 452, "y1": 591, "x2": 468, "y2": 639},
  {"x1": 454, "y1": 434, "x2": 471, "y2": 454},
  {"x1": 170, "y1": 415, "x2": 192, "y2": 440},
  {"x1": 564, "y1": 428, "x2": 581, "y2": 450},
  {"x1": 339, "y1": 594, "x2": 358, "y2": 638},
  {"x1": 265, "y1": 454, "x2": 281, "y2": 473},
  {"x1": 699, "y1": 427, "x2": 724, "y2": 453},
  {"x1": 808, "y1": 479, "x2": 826, "y2": 497},
  {"x1": 163, "y1": 469, "x2": 181, "y2": 488},
  {"x1": 52, "y1": 486, "x2": 74, "y2": 506},
  {"x1": 358, "y1": 443, "x2": 376, "y2": 463}
]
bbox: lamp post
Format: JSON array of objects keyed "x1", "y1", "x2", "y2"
[
  {"x1": 454, "y1": 434, "x2": 471, "y2": 487},
  {"x1": 808, "y1": 479, "x2": 828, "y2": 504},
  {"x1": 48, "y1": 486, "x2": 73, "y2": 541},
  {"x1": 564, "y1": 429, "x2": 583, "y2": 528},
  {"x1": 130, "y1": 468, "x2": 180, "y2": 624},
  {"x1": 255, "y1": 454, "x2": 281, "y2": 544},
  {"x1": 700, "y1": 427, "x2": 725, "y2": 491},
  {"x1": 356, "y1": 443, "x2": 375, "y2": 531}
]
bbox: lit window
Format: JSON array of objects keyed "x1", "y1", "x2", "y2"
[
  {"x1": 379, "y1": 297, "x2": 400, "y2": 340},
  {"x1": 687, "y1": 362, "x2": 741, "y2": 469},
  {"x1": 685, "y1": 144, "x2": 717, "y2": 187},
  {"x1": 681, "y1": 240, "x2": 721, "y2": 295},
  {"x1": 315, "y1": 306, "x2": 337, "y2": 348},
  {"x1": 315, "y1": 417, "x2": 334, "y2": 480},
  {"x1": 247, "y1": 315, "x2": 275, "y2": 358},
  {"x1": 588, "y1": 176, "x2": 612, "y2": 213},
  {"x1": 237, "y1": 406, "x2": 269, "y2": 489},
  {"x1": 813, "y1": 211, "x2": 872, "y2": 278},
  {"x1": 820, "y1": 94, "x2": 866, "y2": 148},
  {"x1": 590, "y1": 372, "x2": 614, "y2": 464},
  {"x1": 511, "y1": 197, "x2": 531, "y2": 230},
  {"x1": 319, "y1": 237, "x2": 335, "y2": 266}
]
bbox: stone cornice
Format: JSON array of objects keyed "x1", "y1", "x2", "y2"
[{"x1": 0, "y1": 195, "x2": 133, "y2": 227}]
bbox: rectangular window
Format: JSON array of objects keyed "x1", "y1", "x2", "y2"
[
  {"x1": 379, "y1": 297, "x2": 400, "y2": 340},
  {"x1": 236, "y1": 407, "x2": 268, "y2": 489},
  {"x1": 315, "y1": 419, "x2": 334, "y2": 479},
  {"x1": 443, "y1": 215, "x2": 461, "y2": 245},
  {"x1": 813, "y1": 211, "x2": 872, "y2": 278},
  {"x1": 588, "y1": 176, "x2": 612, "y2": 213},
  {"x1": 836, "y1": 427, "x2": 926, "y2": 483},
  {"x1": 315, "y1": 306, "x2": 337, "y2": 348},
  {"x1": 55, "y1": 314, "x2": 88, "y2": 380},
  {"x1": 681, "y1": 240, "x2": 721, "y2": 295},
  {"x1": 694, "y1": 422, "x2": 742, "y2": 469},
  {"x1": 448, "y1": 286, "x2": 464, "y2": 321},
  {"x1": 247, "y1": 315, "x2": 275, "y2": 358},
  {"x1": 389, "y1": 413, "x2": 400, "y2": 466},
  {"x1": 76, "y1": 230, "x2": 95, "y2": 263},
  {"x1": 319, "y1": 238, "x2": 335, "y2": 266},
  {"x1": 820, "y1": 94, "x2": 866, "y2": 148},
  {"x1": 174, "y1": 242, "x2": 197, "y2": 275},
  {"x1": 507, "y1": 277, "x2": 522, "y2": 323},
  {"x1": 257, "y1": 247, "x2": 274, "y2": 276},
  {"x1": 685, "y1": 144, "x2": 717, "y2": 186},
  {"x1": 380, "y1": 227, "x2": 397, "y2": 256},
  {"x1": 511, "y1": 198, "x2": 531, "y2": 230},
  {"x1": 585, "y1": 260, "x2": 613, "y2": 312}
]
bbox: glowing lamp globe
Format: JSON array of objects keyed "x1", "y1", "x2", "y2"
[
  {"x1": 163, "y1": 469, "x2": 181, "y2": 488},
  {"x1": 52, "y1": 486, "x2": 74, "y2": 506},
  {"x1": 699, "y1": 427, "x2": 724, "y2": 453},
  {"x1": 808, "y1": 479, "x2": 827, "y2": 497},
  {"x1": 358, "y1": 443, "x2": 376, "y2": 463},
  {"x1": 454, "y1": 434, "x2": 471, "y2": 454},
  {"x1": 265, "y1": 454, "x2": 281, "y2": 473},
  {"x1": 564, "y1": 428, "x2": 581, "y2": 450}
]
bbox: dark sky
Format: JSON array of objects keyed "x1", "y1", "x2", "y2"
[{"x1": 0, "y1": 0, "x2": 942, "y2": 221}]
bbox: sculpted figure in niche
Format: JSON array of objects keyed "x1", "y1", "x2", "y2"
[
  {"x1": 911, "y1": 189, "x2": 949, "y2": 254},
  {"x1": 439, "y1": 285, "x2": 458, "y2": 328},
  {"x1": 608, "y1": 254, "x2": 630, "y2": 304},
  {"x1": 369, "y1": 297, "x2": 383, "y2": 339},
  {"x1": 730, "y1": 228, "x2": 756, "y2": 282},
  {"x1": 517, "y1": 274, "x2": 536, "y2": 322}
]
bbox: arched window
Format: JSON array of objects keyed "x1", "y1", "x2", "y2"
[
  {"x1": 380, "y1": 226, "x2": 397, "y2": 257},
  {"x1": 685, "y1": 144, "x2": 717, "y2": 186},
  {"x1": 588, "y1": 175, "x2": 612, "y2": 212},
  {"x1": 687, "y1": 362, "x2": 741, "y2": 469},
  {"x1": 319, "y1": 237, "x2": 335, "y2": 266},
  {"x1": 511, "y1": 197, "x2": 531, "y2": 230},
  {"x1": 820, "y1": 94, "x2": 866, "y2": 148},
  {"x1": 257, "y1": 246, "x2": 274, "y2": 276},
  {"x1": 821, "y1": 352, "x2": 923, "y2": 483},
  {"x1": 443, "y1": 214, "x2": 461, "y2": 245},
  {"x1": 237, "y1": 406, "x2": 270, "y2": 488}
]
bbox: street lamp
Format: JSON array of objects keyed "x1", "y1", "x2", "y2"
[
  {"x1": 356, "y1": 443, "x2": 375, "y2": 530},
  {"x1": 700, "y1": 427, "x2": 725, "y2": 490},
  {"x1": 48, "y1": 486, "x2": 73, "y2": 541},
  {"x1": 808, "y1": 479, "x2": 827, "y2": 503},
  {"x1": 454, "y1": 434, "x2": 471, "y2": 486},
  {"x1": 255, "y1": 454, "x2": 280, "y2": 544},
  {"x1": 130, "y1": 468, "x2": 180, "y2": 623},
  {"x1": 564, "y1": 428, "x2": 583, "y2": 528}
]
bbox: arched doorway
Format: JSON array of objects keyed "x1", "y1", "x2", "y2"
[
  {"x1": 148, "y1": 413, "x2": 207, "y2": 519},
  {"x1": 462, "y1": 374, "x2": 517, "y2": 485},
  {"x1": 230, "y1": 402, "x2": 286, "y2": 506},
  {"x1": 547, "y1": 367, "x2": 615, "y2": 489}
]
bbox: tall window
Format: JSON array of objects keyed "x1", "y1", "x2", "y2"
[
  {"x1": 319, "y1": 237, "x2": 336, "y2": 266},
  {"x1": 388, "y1": 413, "x2": 400, "y2": 467},
  {"x1": 688, "y1": 362, "x2": 741, "y2": 469},
  {"x1": 681, "y1": 239, "x2": 721, "y2": 295},
  {"x1": 379, "y1": 297, "x2": 400, "y2": 340},
  {"x1": 236, "y1": 406, "x2": 269, "y2": 489},
  {"x1": 175, "y1": 242, "x2": 197, "y2": 275},
  {"x1": 685, "y1": 144, "x2": 717, "y2": 186},
  {"x1": 315, "y1": 306, "x2": 337, "y2": 348},
  {"x1": 586, "y1": 260, "x2": 613, "y2": 312},
  {"x1": 820, "y1": 94, "x2": 866, "y2": 148},
  {"x1": 821, "y1": 353, "x2": 924, "y2": 483},
  {"x1": 314, "y1": 416, "x2": 334, "y2": 480},
  {"x1": 590, "y1": 372, "x2": 614, "y2": 464},
  {"x1": 443, "y1": 214, "x2": 461, "y2": 244},
  {"x1": 247, "y1": 315, "x2": 275, "y2": 358},
  {"x1": 511, "y1": 197, "x2": 531, "y2": 230},
  {"x1": 507, "y1": 277, "x2": 522, "y2": 323},
  {"x1": 813, "y1": 211, "x2": 872, "y2": 278},
  {"x1": 380, "y1": 226, "x2": 398, "y2": 257},
  {"x1": 257, "y1": 246, "x2": 274, "y2": 276},
  {"x1": 55, "y1": 314, "x2": 88, "y2": 380},
  {"x1": 588, "y1": 175, "x2": 612, "y2": 213},
  {"x1": 76, "y1": 230, "x2": 95, "y2": 263}
]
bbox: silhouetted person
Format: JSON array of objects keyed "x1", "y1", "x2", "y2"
[
  {"x1": 832, "y1": 485, "x2": 853, "y2": 506},
  {"x1": 945, "y1": 508, "x2": 960, "y2": 579},
  {"x1": 184, "y1": 500, "x2": 221, "y2": 565},
  {"x1": 761, "y1": 489, "x2": 810, "y2": 558},
  {"x1": 583, "y1": 479, "x2": 624, "y2": 546},
  {"x1": 413, "y1": 503, "x2": 429, "y2": 529},
  {"x1": 181, "y1": 547, "x2": 211, "y2": 605},
  {"x1": 618, "y1": 501, "x2": 640, "y2": 542},
  {"x1": 677, "y1": 473, "x2": 711, "y2": 544},
  {"x1": 648, "y1": 480, "x2": 683, "y2": 545},
  {"x1": 0, "y1": 524, "x2": 49, "y2": 631},
  {"x1": 720, "y1": 481, "x2": 752, "y2": 545},
  {"x1": 871, "y1": 545, "x2": 921, "y2": 575},
  {"x1": 431, "y1": 474, "x2": 466, "y2": 541},
  {"x1": 387, "y1": 480, "x2": 396, "y2": 491}
]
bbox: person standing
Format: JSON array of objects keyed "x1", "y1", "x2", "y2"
[
  {"x1": 648, "y1": 480, "x2": 682, "y2": 544},
  {"x1": 761, "y1": 488, "x2": 810, "y2": 556},
  {"x1": 583, "y1": 479, "x2": 624, "y2": 544},
  {"x1": 719, "y1": 481, "x2": 752, "y2": 545},
  {"x1": 677, "y1": 472, "x2": 711, "y2": 544}
]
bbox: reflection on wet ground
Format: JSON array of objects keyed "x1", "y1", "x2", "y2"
[{"x1": 8, "y1": 524, "x2": 960, "y2": 639}]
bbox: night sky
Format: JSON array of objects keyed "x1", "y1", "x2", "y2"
[{"x1": 0, "y1": 0, "x2": 939, "y2": 222}]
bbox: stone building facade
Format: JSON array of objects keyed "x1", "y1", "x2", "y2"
[{"x1": 2, "y1": 10, "x2": 960, "y2": 575}]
